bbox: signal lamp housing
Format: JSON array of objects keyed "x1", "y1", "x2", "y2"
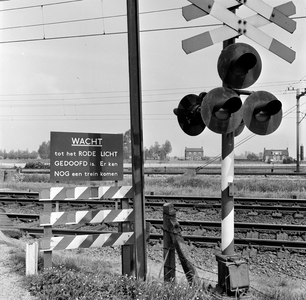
[
  {"x1": 243, "y1": 91, "x2": 282, "y2": 135},
  {"x1": 201, "y1": 87, "x2": 243, "y2": 134}
]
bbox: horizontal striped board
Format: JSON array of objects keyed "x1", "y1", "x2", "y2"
[
  {"x1": 69, "y1": 208, "x2": 134, "y2": 225},
  {"x1": 40, "y1": 209, "x2": 134, "y2": 226},
  {"x1": 65, "y1": 186, "x2": 91, "y2": 200},
  {"x1": 39, "y1": 186, "x2": 133, "y2": 201},
  {"x1": 39, "y1": 187, "x2": 66, "y2": 201},
  {"x1": 98, "y1": 186, "x2": 133, "y2": 199},
  {"x1": 40, "y1": 212, "x2": 69, "y2": 226},
  {"x1": 39, "y1": 232, "x2": 134, "y2": 251}
]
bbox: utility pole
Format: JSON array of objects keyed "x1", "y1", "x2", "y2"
[
  {"x1": 296, "y1": 88, "x2": 306, "y2": 172},
  {"x1": 126, "y1": 0, "x2": 147, "y2": 280}
]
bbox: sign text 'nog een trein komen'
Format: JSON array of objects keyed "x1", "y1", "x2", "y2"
[{"x1": 50, "y1": 131, "x2": 123, "y2": 182}]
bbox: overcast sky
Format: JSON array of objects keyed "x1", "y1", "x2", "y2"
[{"x1": 0, "y1": 0, "x2": 305, "y2": 158}]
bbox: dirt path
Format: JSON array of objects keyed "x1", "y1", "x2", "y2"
[{"x1": 0, "y1": 232, "x2": 37, "y2": 300}]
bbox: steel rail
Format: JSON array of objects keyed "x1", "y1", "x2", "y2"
[
  {"x1": 8, "y1": 213, "x2": 306, "y2": 233},
  {"x1": 3, "y1": 201, "x2": 306, "y2": 213},
  {"x1": 0, "y1": 191, "x2": 38, "y2": 198},
  {"x1": 146, "y1": 219, "x2": 306, "y2": 233},
  {"x1": 17, "y1": 226, "x2": 306, "y2": 250},
  {"x1": 20, "y1": 169, "x2": 306, "y2": 176},
  {"x1": 19, "y1": 227, "x2": 113, "y2": 236},
  {"x1": 148, "y1": 234, "x2": 306, "y2": 251},
  {"x1": 2, "y1": 196, "x2": 306, "y2": 214},
  {"x1": 1, "y1": 192, "x2": 306, "y2": 206},
  {"x1": 19, "y1": 167, "x2": 306, "y2": 176},
  {"x1": 145, "y1": 195, "x2": 306, "y2": 205},
  {"x1": 6, "y1": 213, "x2": 40, "y2": 220}
]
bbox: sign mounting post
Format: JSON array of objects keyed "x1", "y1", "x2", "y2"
[{"x1": 126, "y1": 0, "x2": 147, "y2": 280}]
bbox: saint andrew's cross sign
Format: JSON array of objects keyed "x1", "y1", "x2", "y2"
[{"x1": 182, "y1": 0, "x2": 296, "y2": 63}]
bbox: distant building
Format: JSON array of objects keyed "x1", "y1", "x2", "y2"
[
  {"x1": 185, "y1": 147, "x2": 204, "y2": 161},
  {"x1": 263, "y1": 148, "x2": 289, "y2": 162}
]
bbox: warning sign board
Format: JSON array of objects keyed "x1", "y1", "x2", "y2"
[{"x1": 50, "y1": 131, "x2": 123, "y2": 182}]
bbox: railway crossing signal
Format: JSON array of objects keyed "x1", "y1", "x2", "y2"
[
  {"x1": 217, "y1": 43, "x2": 262, "y2": 89},
  {"x1": 175, "y1": 0, "x2": 294, "y2": 292},
  {"x1": 200, "y1": 87, "x2": 242, "y2": 134},
  {"x1": 182, "y1": 0, "x2": 296, "y2": 63},
  {"x1": 174, "y1": 42, "x2": 283, "y2": 136},
  {"x1": 243, "y1": 91, "x2": 282, "y2": 135},
  {"x1": 173, "y1": 93, "x2": 206, "y2": 136}
]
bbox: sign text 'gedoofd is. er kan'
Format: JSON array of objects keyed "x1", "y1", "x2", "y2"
[{"x1": 50, "y1": 132, "x2": 123, "y2": 182}]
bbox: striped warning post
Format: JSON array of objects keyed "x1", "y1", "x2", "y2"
[
  {"x1": 40, "y1": 209, "x2": 134, "y2": 226},
  {"x1": 39, "y1": 232, "x2": 134, "y2": 251},
  {"x1": 221, "y1": 133, "x2": 234, "y2": 255}
]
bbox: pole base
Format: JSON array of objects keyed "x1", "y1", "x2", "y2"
[
  {"x1": 213, "y1": 253, "x2": 250, "y2": 299},
  {"x1": 212, "y1": 285, "x2": 251, "y2": 300}
]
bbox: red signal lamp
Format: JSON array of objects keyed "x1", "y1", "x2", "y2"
[
  {"x1": 243, "y1": 91, "x2": 282, "y2": 135},
  {"x1": 217, "y1": 43, "x2": 262, "y2": 89},
  {"x1": 201, "y1": 87, "x2": 243, "y2": 134},
  {"x1": 173, "y1": 93, "x2": 206, "y2": 136}
]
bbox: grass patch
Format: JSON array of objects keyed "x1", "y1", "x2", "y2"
[
  {"x1": 1, "y1": 173, "x2": 306, "y2": 199},
  {"x1": 2, "y1": 173, "x2": 306, "y2": 299},
  {"x1": 7, "y1": 245, "x2": 213, "y2": 300},
  {"x1": 4, "y1": 242, "x2": 306, "y2": 300}
]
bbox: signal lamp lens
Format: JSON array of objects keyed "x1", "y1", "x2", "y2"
[
  {"x1": 231, "y1": 53, "x2": 257, "y2": 76},
  {"x1": 255, "y1": 111, "x2": 270, "y2": 122},
  {"x1": 214, "y1": 108, "x2": 230, "y2": 120}
]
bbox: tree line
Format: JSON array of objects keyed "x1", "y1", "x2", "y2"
[
  {"x1": 123, "y1": 129, "x2": 172, "y2": 160},
  {"x1": 1, "y1": 130, "x2": 172, "y2": 161},
  {"x1": 0, "y1": 141, "x2": 50, "y2": 160}
]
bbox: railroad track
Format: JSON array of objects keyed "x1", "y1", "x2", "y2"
[
  {"x1": 6, "y1": 213, "x2": 306, "y2": 251},
  {"x1": 16, "y1": 225, "x2": 306, "y2": 251},
  {"x1": 20, "y1": 169, "x2": 306, "y2": 176},
  {"x1": 1, "y1": 192, "x2": 306, "y2": 214},
  {"x1": 7, "y1": 213, "x2": 306, "y2": 233}
]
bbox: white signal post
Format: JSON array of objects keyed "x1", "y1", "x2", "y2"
[{"x1": 181, "y1": 0, "x2": 296, "y2": 297}]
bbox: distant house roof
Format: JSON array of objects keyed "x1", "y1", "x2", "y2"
[
  {"x1": 185, "y1": 147, "x2": 203, "y2": 152},
  {"x1": 263, "y1": 148, "x2": 289, "y2": 156}
]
